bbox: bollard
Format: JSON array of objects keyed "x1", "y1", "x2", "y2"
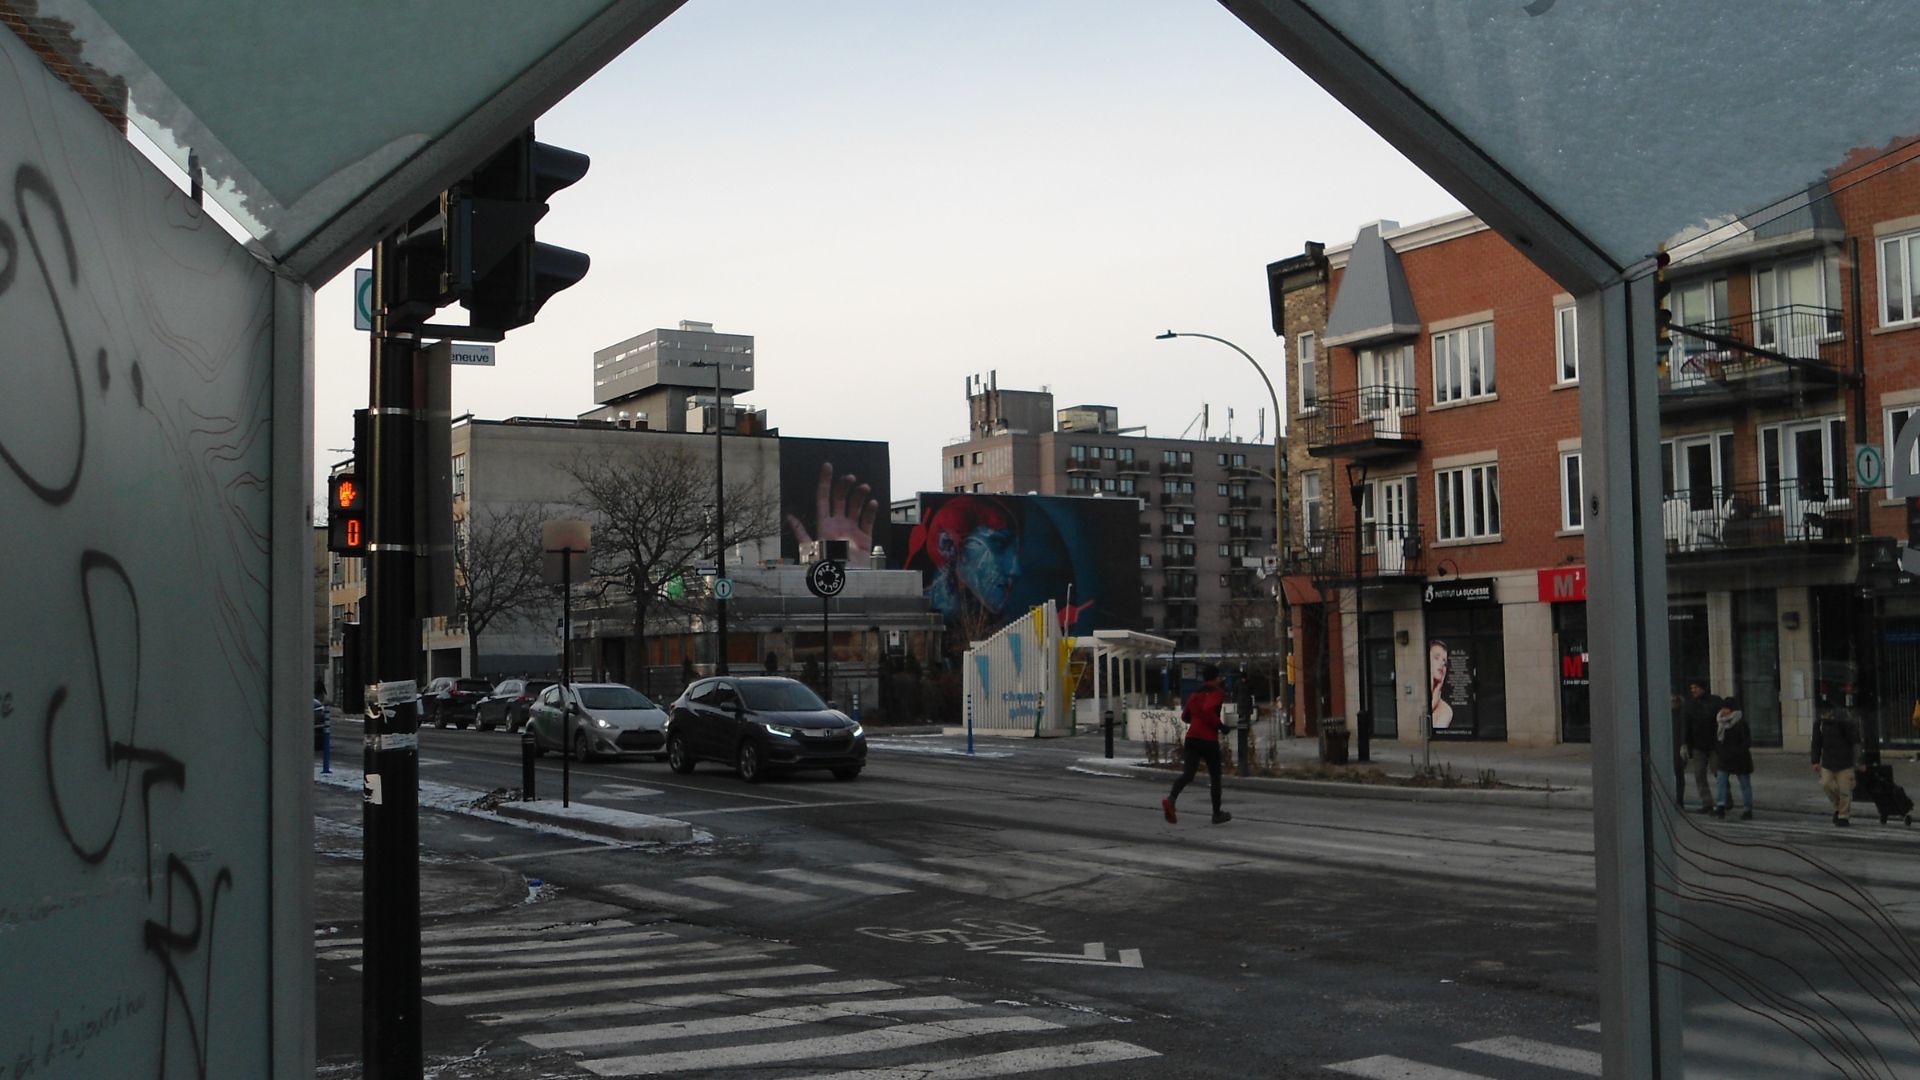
[
  {"x1": 1103, "y1": 708, "x2": 1115, "y2": 759},
  {"x1": 1237, "y1": 708, "x2": 1251, "y2": 777},
  {"x1": 321, "y1": 722, "x2": 332, "y2": 774},
  {"x1": 852, "y1": 689, "x2": 861, "y2": 726},
  {"x1": 521, "y1": 731, "x2": 537, "y2": 801}
]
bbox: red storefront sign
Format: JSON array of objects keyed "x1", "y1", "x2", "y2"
[{"x1": 1538, "y1": 566, "x2": 1586, "y2": 603}]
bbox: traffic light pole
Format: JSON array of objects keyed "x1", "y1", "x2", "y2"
[
  {"x1": 363, "y1": 239, "x2": 424, "y2": 1080},
  {"x1": 714, "y1": 358, "x2": 729, "y2": 675}
]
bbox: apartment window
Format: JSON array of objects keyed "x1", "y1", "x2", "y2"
[
  {"x1": 1140, "y1": 554, "x2": 1153, "y2": 569},
  {"x1": 951, "y1": 454, "x2": 963, "y2": 470},
  {"x1": 1436, "y1": 462, "x2": 1501, "y2": 541},
  {"x1": 1227, "y1": 483, "x2": 1247, "y2": 499},
  {"x1": 1753, "y1": 251, "x2": 1843, "y2": 351},
  {"x1": 1218, "y1": 543, "x2": 1231, "y2": 558},
  {"x1": 1301, "y1": 472, "x2": 1324, "y2": 539},
  {"x1": 1298, "y1": 332, "x2": 1318, "y2": 412},
  {"x1": 1759, "y1": 417, "x2": 1848, "y2": 507},
  {"x1": 1561, "y1": 451, "x2": 1584, "y2": 531},
  {"x1": 1659, "y1": 432, "x2": 1736, "y2": 508},
  {"x1": 1100, "y1": 477, "x2": 1118, "y2": 492},
  {"x1": 1433, "y1": 322, "x2": 1496, "y2": 404},
  {"x1": 1555, "y1": 304, "x2": 1579, "y2": 384},
  {"x1": 1880, "y1": 230, "x2": 1920, "y2": 327},
  {"x1": 1101, "y1": 446, "x2": 1116, "y2": 460},
  {"x1": 971, "y1": 451, "x2": 983, "y2": 465},
  {"x1": 953, "y1": 485, "x2": 965, "y2": 493},
  {"x1": 451, "y1": 454, "x2": 467, "y2": 496},
  {"x1": 1069, "y1": 474, "x2": 1090, "y2": 492},
  {"x1": 1118, "y1": 447, "x2": 1135, "y2": 464},
  {"x1": 1216, "y1": 452, "x2": 1230, "y2": 466},
  {"x1": 1117, "y1": 477, "x2": 1137, "y2": 494},
  {"x1": 971, "y1": 483, "x2": 982, "y2": 492},
  {"x1": 1889, "y1": 406, "x2": 1920, "y2": 482},
  {"x1": 330, "y1": 554, "x2": 344, "y2": 587},
  {"x1": 1070, "y1": 444, "x2": 1088, "y2": 462},
  {"x1": 1231, "y1": 453, "x2": 1247, "y2": 468},
  {"x1": 1216, "y1": 482, "x2": 1229, "y2": 496}
]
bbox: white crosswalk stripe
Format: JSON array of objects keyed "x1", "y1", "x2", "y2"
[
  {"x1": 681, "y1": 874, "x2": 823, "y2": 903},
  {"x1": 1325, "y1": 1055, "x2": 1498, "y2": 1079},
  {"x1": 419, "y1": 939, "x2": 771, "y2": 971},
  {"x1": 579, "y1": 1015, "x2": 1066, "y2": 1077},
  {"x1": 791, "y1": 1039, "x2": 1163, "y2": 1079},
  {"x1": 425, "y1": 961, "x2": 837, "y2": 1007},
  {"x1": 849, "y1": 861, "x2": 951, "y2": 884},
  {"x1": 416, "y1": 944, "x2": 776, "y2": 987},
  {"x1": 1326, "y1": 1029, "x2": 1604, "y2": 1079},
  {"x1": 603, "y1": 882, "x2": 730, "y2": 912},
  {"x1": 473, "y1": 978, "x2": 903, "y2": 1026},
  {"x1": 1458, "y1": 1037, "x2": 1601, "y2": 1075},
  {"x1": 522, "y1": 995, "x2": 976, "y2": 1051},
  {"x1": 765, "y1": 867, "x2": 913, "y2": 895}
]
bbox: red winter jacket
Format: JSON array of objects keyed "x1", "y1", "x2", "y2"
[{"x1": 1182, "y1": 684, "x2": 1226, "y2": 742}]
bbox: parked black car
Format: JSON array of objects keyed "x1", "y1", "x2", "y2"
[
  {"x1": 423, "y1": 676, "x2": 492, "y2": 729},
  {"x1": 477, "y1": 678, "x2": 555, "y2": 732},
  {"x1": 666, "y1": 676, "x2": 865, "y2": 782}
]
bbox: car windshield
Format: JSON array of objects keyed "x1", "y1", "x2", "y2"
[
  {"x1": 578, "y1": 686, "x2": 654, "y2": 711},
  {"x1": 456, "y1": 679, "x2": 492, "y2": 693},
  {"x1": 740, "y1": 682, "x2": 828, "y2": 712}
]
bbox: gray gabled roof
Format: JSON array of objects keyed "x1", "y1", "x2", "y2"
[{"x1": 1323, "y1": 221, "x2": 1422, "y2": 348}]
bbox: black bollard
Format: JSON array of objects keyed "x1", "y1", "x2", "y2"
[
  {"x1": 1104, "y1": 708, "x2": 1115, "y2": 759},
  {"x1": 521, "y1": 731, "x2": 537, "y2": 801}
]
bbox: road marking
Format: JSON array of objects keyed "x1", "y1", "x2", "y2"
[
  {"x1": 523, "y1": 995, "x2": 976, "y2": 1050},
  {"x1": 849, "y1": 862, "x2": 950, "y2": 885},
  {"x1": 603, "y1": 883, "x2": 730, "y2": 912},
  {"x1": 425, "y1": 939, "x2": 763, "y2": 968},
  {"x1": 413, "y1": 929, "x2": 675, "y2": 959},
  {"x1": 681, "y1": 875, "x2": 821, "y2": 903},
  {"x1": 793, "y1": 1039, "x2": 1161, "y2": 1079},
  {"x1": 1575, "y1": 1022, "x2": 1602, "y2": 1032},
  {"x1": 998, "y1": 942, "x2": 1144, "y2": 968},
  {"x1": 484, "y1": 843, "x2": 650, "y2": 863},
  {"x1": 666, "y1": 794, "x2": 1024, "y2": 817},
  {"x1": 579, "y1": 1016, "x2": 1064, "y2": 1077},
  {"x1": 1325, "y1": 1055, "x2": 1498, "y2": 1079},
  {"x1": 315, "y1": 918, "x2": 635, "y2": 951},
  {"x1": 1458, "y1": 1037, "x2": 1601, "y2": 1075},
  {"x1": 765, "y1": 867, "x2": 912, "y2": 895},
  {"x1": 426, "y1": 962, "x2": 837, "y2": 1007},
  {"x1": 583, "y1": 784, "x2": 661, "y2": 800},
  {"x1": 474, "y1": 979, "x2": 902, "y2": 1026},
  {"x1": 413, "y1": 945, "x2": 772, "y2": 986}
]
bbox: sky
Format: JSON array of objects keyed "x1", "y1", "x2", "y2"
[{"x1": 309, "y1": 0, "x2": 1460, "y2": 499}]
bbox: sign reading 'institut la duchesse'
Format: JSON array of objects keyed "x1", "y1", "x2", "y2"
[{"x1": 1422, "y1": 578, "x2": 1496, "y2": 607}]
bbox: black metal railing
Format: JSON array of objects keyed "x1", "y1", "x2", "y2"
[
  {"x1": 1293, "y1": 523, "x2": 1425, "y2": 580},
  {"x1": 1160, "y1": 490, "x2": 1194, "y2": 505},
  {"x1": 1300, "y1": 385, "x2": 1422, "y2": 457},
  {"x1": 1661, "y1": 479, "x2": 1855, "y2": 553},
  {"x1": 1664, "y1": 304, "x2": 1848, "y2": 396},
  {"x1": 1159, "y1": 459, "x2": 1193, "y2": 475}
]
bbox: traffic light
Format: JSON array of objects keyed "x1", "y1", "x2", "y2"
[
  {"x1": 449, "y1": 129, "x2": 591, "y2": 335},
  {"x1": 1653, "y1": 247, "x2": 1673, "y2": 357},
  {"x1": 328, "y1": 472, "x2": 366, "y2": 554}
]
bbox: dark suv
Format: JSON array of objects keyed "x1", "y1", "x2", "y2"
[
  {"x1": 666, "y1": 676, "x2": 866, "y2": 782},
  {"x1": 477, "y1": 678, "x2": 555, "y2": 732},
  {"x1": 424, "y1": 677, "x2": 493, "y2": 729}
]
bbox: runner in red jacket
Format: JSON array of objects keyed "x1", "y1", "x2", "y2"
[{"x1": 1162, "y1": 664, "x2": 1231, "y2": 825}]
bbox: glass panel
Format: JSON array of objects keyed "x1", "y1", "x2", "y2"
[
  {"x1": 1481, "y1": 324, "x2": 1495, "y2": 394},
  {"x1": 1908, "y1": 237, "x2": 1920, "y2": 324}
]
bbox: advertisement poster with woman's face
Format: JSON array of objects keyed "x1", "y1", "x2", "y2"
[{"x1": 1427, "y1": 637, "x2": 1474, "y2": 734}]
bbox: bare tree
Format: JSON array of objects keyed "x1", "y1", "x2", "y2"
[
  {"x1": 454, "y1": 502, "x2": 549, "y2": 676},
  {"x1": 564, "y1": 446, "x2": 779, "y2": 690}
]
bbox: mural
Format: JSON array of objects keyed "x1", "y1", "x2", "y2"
[
  {"x1": 904, "y1": 493, "x2": 1142, "y2": 637},
  {"x1": 1, "y1": 29, "x2": 277, "y2": 1076},
  {"x1": 778, "y1": 437, "x2": 891, "y2": 563}
]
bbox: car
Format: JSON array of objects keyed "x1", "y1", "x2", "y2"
[
  {"x1": 313, "y1": 698, "x2": 330, "y2": 751},
  {"x1": 476, "y1": 678, "x2": 555, "y2": 732},
  {"x1": 423, "y1": 676, "x2": 493, "y2": 729},
  {"x1": 665, "y1": 676, "x2": 866, "y2": 783},
  {"x1": 526, "y1": 682, "x2": 670, "y2": 761}
]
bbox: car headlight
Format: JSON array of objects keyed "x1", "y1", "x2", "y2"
[
  {"x1": 849, "y1": 724, "x2": 863, "y2": 738},
  {"x1": 593, "y1": 716, "x2": 615, "y2": 730},
  {"x1": 764, "y1": 723, "x2": 796, "y2": 738}
]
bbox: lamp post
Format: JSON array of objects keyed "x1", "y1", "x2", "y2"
[
  {"x1": 1346, "y1": 460, "x2": 1372, "y2": 763},
  {"x1": 1156, "y1": 331, "x2": 1293, "y2": 740},
  {"x1": 688, "y1": 359, "x2": 730, "y2": 674}
]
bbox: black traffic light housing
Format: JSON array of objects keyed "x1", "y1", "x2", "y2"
[
  {"x1": 1653, "y1": 247, "x2": 1673, "y2": 357},
  {"x1": 328, "y1": 472, "x2": 367, "y2": 554}
]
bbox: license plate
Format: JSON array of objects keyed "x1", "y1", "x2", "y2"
[{"x1": 803, "y1": 729, "x2": 836, "y2": 738}]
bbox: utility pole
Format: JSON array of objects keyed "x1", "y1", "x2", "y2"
[{"x1": 713, "y1": 358, "x2": 729, "y2": 674}]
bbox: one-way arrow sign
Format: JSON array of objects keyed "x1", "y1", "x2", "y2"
[{"x1": 998, "y1": 942, "x2": 1144, "y2": 968}]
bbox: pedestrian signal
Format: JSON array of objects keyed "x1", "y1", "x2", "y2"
[{"x1": 328, "y1": 472, "x2": 367, "y2": 554}]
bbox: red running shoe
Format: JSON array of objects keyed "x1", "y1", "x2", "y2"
[{"x1": 1161, "y1": 798, "x2": 1177, "y2": 824}]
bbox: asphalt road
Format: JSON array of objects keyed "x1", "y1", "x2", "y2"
[{"x1": 313, "y1": 720, "x2": 1920, "y2": 1078}]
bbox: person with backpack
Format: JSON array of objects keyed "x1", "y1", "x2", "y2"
[
  {"x1": 1161, "y1": 664, "x2": 1231, "y2": 825},
  {"x1": 1712, "y1": 695, "x2": 1754, "y2": 820}
]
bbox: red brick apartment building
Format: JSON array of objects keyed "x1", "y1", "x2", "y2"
[{"x1": 1275, "y1": 146, "x2": 1920, "y2": 750}]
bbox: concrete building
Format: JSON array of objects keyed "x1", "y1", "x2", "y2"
[
  {"x1": 582, "y1": 320, "x2": 765, "y2": 434},
  {"x1": 941, "y1": 374, "x2": 1280, "y2": 664}
]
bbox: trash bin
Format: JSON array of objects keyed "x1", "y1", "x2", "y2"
[{"x1": 1320, "y1": 718, "x2": 1349, "y2": 766}]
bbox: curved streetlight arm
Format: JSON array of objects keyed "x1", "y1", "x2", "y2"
[{"x1": 1157, "y1": 331, "x2": 1281, "y2": 422}]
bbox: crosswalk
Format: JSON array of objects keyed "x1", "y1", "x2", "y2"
[
  {"x1": 315, "y1": 914, "x2": 1159, "y2": 1078},
  {"x1": 1326, "y1": 1030, "x2": 1602, "y2": 1078}
]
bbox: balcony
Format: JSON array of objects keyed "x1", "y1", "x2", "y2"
[
  {"x1": 1662, "y1": 480, "x2": 1855, "y2": 564},
  {"x1": 1227, "y1": 494, "x2": 1262, "y2": 510},
  {"x1": 1660, "y1": 305, "x2": 1852, "y2": 417},
  {"x1": 1159, "y1": 458, "x2": 1194, "y2": 475},
  {"x1": 1294, "y1": 523, "x2": 1426, "y2": 583},
  {"x1": 1301, "y1": 385, "x2": 1422, "y2": 461},
  {"x1": 1118, "y1": 458, "x2": 1150, "y2": 475},
  {"x1": 1160, "y1": 489, "x2": 1194, "y2": 506},
  {"x1": 1163, "y1": 552, "x2": 1196, "y2": 568},
  {"x1": 1227, "y1": 461, "x2": 1264, "y2": 480},
  {"x1": 1159, "y1": 521, "x2": 1194, "y2": 536},
  {"x1": 1228, "y1": 522, "x2": 1262, "y2": 539},
  {"x1": 1066, "y1": 457, "x2": 1101, "y2": 474}
]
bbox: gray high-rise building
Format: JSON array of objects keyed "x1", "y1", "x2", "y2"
[{"x1": 585, "y1": 320, "x2": 756, "y2": 433}]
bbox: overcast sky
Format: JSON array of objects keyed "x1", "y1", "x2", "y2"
[{"x1": 310, "y1": 0, "x2": 1460, "y2": 498}]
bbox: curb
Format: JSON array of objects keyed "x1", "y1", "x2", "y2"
[
  {"x1": 1073, "y1": 756, "x2": 1595, "y2": 810},
  {"x1": 494, "y1": 800, "x2": 693, "y2": 843}
]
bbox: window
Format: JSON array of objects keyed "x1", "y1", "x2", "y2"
[
  {"x1": 451, "y1": 454, "x2": 467, "y2": 496},
  {"x1": 971, "y1": 451, "x2": 983, "y2": 464},
  {"x1": 1140, "y1": 554, "x2": 1152, "y2": 568},
  {"x1": 1880, "y1": 230, "x2": 1920, "y2": 327},
  {"x1": 1218, "y1": 543, "x2": 1231, "y2": 557},
  {"x1": 1216, "y1": 452, "x2": 1229, "y2": 466},
  {"x1": 1101, "y1": 446, "x2": 1116, "y2": 460},
  {"x1": 1117, "y1": 447, "x2": 1135, "y2": 464},
  {"x1": 1889, "y1": 406, "x2": 1920, "y2": 485},
  {"x1": 1298, "y1": 332, "x2": 1318, "y2": 412},
  {"x1": 1753, "y1": 251, "x2": 1842, "y2": 355},
  {"x1": 1069, "y1": 474, "x2": 1090, "y2": 492},
  {"x1": 1163, "y1": 450, "x2": 1179, "y2": 465},
  {"x1": 1436, "y1": 462, "x2": 1501, "y2": 541},
  {"x1": 1759, "y1": 417, "x2": 1848, "y2": 507},
  {"x1": 1561, "y1": 451, "x2": 1584, "y2": 531},
  {"x1": 1301, "y1": 472, "x2": 1324, "y2": 540},
  {"x1": 1232, "y1": 453, "x2": 1247, "y2": 467},
  {"x1": 1359, "y1": 343, "x2": 1416, "y2": 414},
  {"x1": 1216, "y1": 482, "x2": 1229, "y2": 496},
  {"x1": 1100, "y1": 477, "x2": 1117, "y2": 492},
  {"x1": 971, "y1": 483, "x2": 982, "y2": 492},
  {"x1": 1555, "y1": 304, "x2": 1579, "y2": 384},
  {"x1": 1117, "y1": 477, "x2": 1136, "y2": 494},
  {"x1": 1227, "y1": 483, "x2": 1247, "y2": 499},
  {"x1": 1432, "y1": 322, "x2": 1496, "y2": 404},
  {"x1": 1069, "y1": 444, "x2": 1087, "y2": 462}
]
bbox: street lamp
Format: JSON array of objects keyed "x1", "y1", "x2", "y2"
[
  {"x1": 688, "y1": 359, "x2": 731, "y2": 674},
  {"x1": 1346, "y1": 460, "x2": 1371, "y2": 763},
  {"x1": 1155, "y1": 330, "x2": 1293, "y2": 751}
]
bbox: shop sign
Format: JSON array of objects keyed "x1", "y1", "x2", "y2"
[
  {"x1": 1537, "y1": 566, "x2": 1586, "y2": 603},
  {"x1": 1423, "y1": 577, "x2": 1496, "y2": 607}
]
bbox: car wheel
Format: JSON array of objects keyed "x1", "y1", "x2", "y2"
[
  {"x1": 831, "y1": 766, "x2": 863, "y2": 781},
  {"x1": 478, "y1": 715, "x2": 496, "y2": 732},
  {"x1": 572, "y1": 730, "x2": 593, "y2": 763},
  {"x1": 736, "y1": 740, "x2": 765, "y2": 784},
  {"x1": 667, "y1": 735, "x2": 696, "y2": 774},
  {"x1": 456, "y1": 718, "x2": 470, "y2": 730}
]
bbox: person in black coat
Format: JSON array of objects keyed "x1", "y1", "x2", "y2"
[
  {"x1": 1811, "y1": 706, "x2": 1861, "y2": 826},
  {"x1": 1679, "y1": 680, "x2": 1720, "y2": 813},
  {"x1": 1712, "y1": 696, "x2": 1754, "y2": 820}
]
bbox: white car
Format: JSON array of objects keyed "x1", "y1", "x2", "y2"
[{"x1": 527, "y1": 682, "x2": 670, "y2": 761}]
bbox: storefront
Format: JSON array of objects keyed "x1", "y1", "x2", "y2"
[
  {"x1": 1539, "y1": 567, "x2": 1589, "y2": 744},
  {"x1": 1422, "y1": 578, "x2": 1507, "y2": 741}
]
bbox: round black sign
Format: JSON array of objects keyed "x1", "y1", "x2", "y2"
[{"x1": 806, "y1": 560, "x2": 846, "y2": 598}]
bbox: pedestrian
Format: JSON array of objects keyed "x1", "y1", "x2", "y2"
[
  {"x1": 1712, "y1": 695, "x2": 1754, "y2": 820},
  {"x1": 1811, "y1": 704, "x2": 1862, "y2": 826},
  {"x1": 1161, "y1": 664, "x2": 1231, "y2": 825},
  {"x1": 1680, "y1": 680, "x2": 1720, "y2": 813}
]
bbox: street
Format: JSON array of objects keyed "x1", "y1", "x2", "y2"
[{"x1": 313, "y1": 722, "x2": 1920, "y2": 1078}]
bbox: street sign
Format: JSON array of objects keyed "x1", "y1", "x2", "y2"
[
  {"x1": 448, "y1": 343, "x2": 496, "y2": 366},
  {"x1": 354, "y1": 268, "x2": 373, "y2": 330},
  {"x1": 541, "y1": 519, "x2": 591, "y2": 585},
  {"x1": 806, "y1": 560, "x2": 847, "y2": 598},
  {"x1": 1857, "y1": 443, "x2": 1886, "y2": 489},
  {"x1": 712, "y1": 577, "x2": 734, "y2": 600}
]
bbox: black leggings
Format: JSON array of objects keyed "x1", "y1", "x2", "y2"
[{"x1": 1169, "y1": 737, "x2": 1222, "y2": 811}]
